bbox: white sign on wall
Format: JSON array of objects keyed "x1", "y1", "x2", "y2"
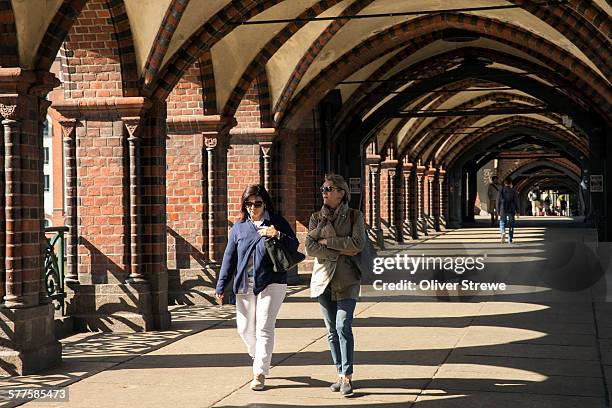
[{"x1": 590, "y1": 175, "x2": 603, "y2": 192}]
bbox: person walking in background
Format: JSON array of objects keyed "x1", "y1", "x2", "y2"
[
  {"x1": 528, "y1": 190, "x2": 538, "y2": 216},
  {"x1": 560, "y1": 196, "x2": 568, "y2": 216},
  {"x1": 306, "y1": 174, "x2": 365, "y2": 397},
  {"x1": 487, "y1": 175, "x2": 500, "y2": 226},
  {"x1": 497, "y1": 177, "x2": 520, "y2": 244},
  {"x1": 215, "y1": 184, "x2": 299, "y2": 391}
]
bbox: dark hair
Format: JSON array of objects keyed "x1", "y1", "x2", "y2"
[
  {"x1": 240, "y1": 184, "x2": 274, "y2": 222},
  {"x1": 504, "y1": 176, "x2": 513, "y2": 185}
]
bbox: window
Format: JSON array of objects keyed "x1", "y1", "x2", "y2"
[
  {"x1": 44, "y1": 175, "x2": 50, "y2": 192},
  {"x1": 44, "y1": 147, "x2": 49, "y2": 164}
]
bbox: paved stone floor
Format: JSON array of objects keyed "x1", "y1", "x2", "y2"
[{"x1": 2, "y1": 217, "x2": 611, "y2": 407}]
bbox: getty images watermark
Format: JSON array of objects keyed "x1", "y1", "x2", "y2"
[{"x1": 369, "y1": 254, "x2": 508, "y2": 292}]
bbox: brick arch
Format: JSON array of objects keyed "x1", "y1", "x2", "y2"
[
  {"x1": 0, "y1": 0, "x2": 18, "y2": 66},
  {"x1": 59, "y1": 0, "x2": 137, "y2": 98},
  {"x1": 270, "y1": 0, "x2": 375, "y2": 121},
  {"x1": 281, "y1": 13, "x2": 612, "y2": 129},
  {"x1": 221, "y1": 0, "x2": 373, "y2": 120},
  {"x1": 151, "y1": 0, "x2": 287, "y2": 101},
  {"x1": 34, "y1": 0, "x2": 88, "y2": 71},
  {"x1": 507, "y1": 0, "x2": 611, "y2": 80},
  {"x1": 281, "y1": 1, "x2": 612, "y2": 126},
  {"x1": 106, "y1": 0, "x2": 139, "y2": 96},
  {"x1": 513, "y1": 159, "x2": 581, "y2": 194},
  {"x1": 142, "y1": 0, "x2": 189, "y2": 89},
  {"x1": 408, "y1": 93, "x2": 550, "y2": 163},
  {"x1": 333, "y1": 47, "x2": 593, "y2": 140},
  {"x1": 445, "y1": 117, "x2": 589, "y2": 169}
]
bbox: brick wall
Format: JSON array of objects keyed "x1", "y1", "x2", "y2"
[
  {"x1": 60, "y1": 0, "x2": 122, "y2": 99},
  {"x1": 167, "y1": 62, "x2": 204, "y2": 118},
  {"x1": 227, "y1": 140, "x2": 260, "y2": 224},
  {"x1": 76, "y1": 118, "x2": 128, "y2": 284},
  {"x1": 235, "y1": 80, "x2": 263, "y2": 129}
]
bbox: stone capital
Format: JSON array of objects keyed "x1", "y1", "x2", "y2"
[
  {"x1": 204, "y1": 137, "x2": 218, "y2": 150},
  {"x1": 0, "y1": 103, "x2": 18, "y2": 121},
  {"x1": 59, "y1": 118, "x2": 79, "y2": 140},
  {"x1": 259, "y1": 141, "x2": 273, "y2": 158},
  {"x1": 122, "y1": 116, "x2": 142, "y2": 139}
]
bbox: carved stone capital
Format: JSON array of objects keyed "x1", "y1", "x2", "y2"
[
  {"x1": 59, "y1": 119, "x2": 78, "y2": 141},
  {"x1": 0, "y1": 103, "x2": 17, "y2": 120},
  {"x1": 259, "y1": 141, "x2": 273, "y2": 158},
  {"x1": 205, "y1": 137, "x2": 218, "y2": 150},
  {"x1": 122, "y1": 117, "x2": 142, "y2": 139}
]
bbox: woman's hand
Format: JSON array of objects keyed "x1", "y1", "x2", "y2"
[
  {"x1": 318, "y1": 238, "x2": 328, "y2": 246},
  {"x1": 258, "y1": 225, "x2": 278, "y2": 238},
  {"x1": 215, "y1": 292, "x2": 224, "y2": 304}
]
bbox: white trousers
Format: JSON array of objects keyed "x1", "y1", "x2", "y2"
[{"x1": 235, "y1": 277, "x2": 287, "y2": 376}]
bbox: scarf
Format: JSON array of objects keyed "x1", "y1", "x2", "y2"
[{"x1": 308, "y1": 204, "x2": 342, "y2": 241}]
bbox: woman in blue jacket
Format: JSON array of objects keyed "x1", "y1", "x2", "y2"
[{"x1": 215, "y1": 184, "x2": 298, "y2": 391}]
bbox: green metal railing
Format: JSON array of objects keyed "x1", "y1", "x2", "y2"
[{"x1": 44, "y1": 226, "x2": 68, "y2": 315}]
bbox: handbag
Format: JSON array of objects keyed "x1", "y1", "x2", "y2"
[{"x1": 264, "y1": 237, "x2": 306, "y2": 273}]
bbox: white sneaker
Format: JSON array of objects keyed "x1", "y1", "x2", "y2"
[{"x1": 250, "y1": 374, "x2": 265, "y2": 391}]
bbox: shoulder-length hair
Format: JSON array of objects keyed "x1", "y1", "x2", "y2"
[{"x1": 239, "y1": 184, "x2": 275, "y2": 222}]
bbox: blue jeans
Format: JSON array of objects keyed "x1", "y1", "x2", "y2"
[
  {"x1": 317, "y1": 287, "x2": 357, "y2": 376},
  {"x1": 499, "y1": 214, "x2": 516, "y2": 242}
]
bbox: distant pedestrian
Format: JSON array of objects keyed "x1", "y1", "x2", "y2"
[
  {"x1": 497, "y1": 177, "x2": 520, "y2": 244},
  {"x1": 560, "y1": 196, "x2": 567, "y2": 216},
  {"x1": 528, "y1": 190, "x2": 538, "y2": 216},
  {"x1": 543, "y1": 194, "x2": 551, "y2": 216},
  {"x1": 487, "y1": 175, "x2": 500, "y2": 226}
]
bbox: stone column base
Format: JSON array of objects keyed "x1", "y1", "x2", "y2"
[
  {"x1": 66, "y1": 283, "x2": 156, "y2": 332},
  {"x1": 0, "y1": 303, "x2": 62, "y2": 375}
]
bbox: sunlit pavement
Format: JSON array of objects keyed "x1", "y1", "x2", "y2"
[{"x1": 4, "y1": 217, "x2": 612, "y2": 408}]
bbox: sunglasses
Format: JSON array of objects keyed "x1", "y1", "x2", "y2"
[
  {"x1": 320, "y1": 186, "x2": 340, "y2": 193},
  {"x1": 245, "y1": 201, "x2": 264, "y2": 208}
]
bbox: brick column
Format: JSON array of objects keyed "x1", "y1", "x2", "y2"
[
  {"x1": 0, "y1": 68, "x2": 62, "y2": 375},
  {"x1": 402, "y1": 158, "x2": 417, "y2": 240},
  {"x1": 439, "y1": 167, "x2": 447, "y2": 230},
  {"x1": 59, "y1": 119, "x2": 79, "y2": 284},
  {"x1": 427, "y1": 165, "x2": 437, "y2": 232},
  {"x1": 369, "y1": 163, "x2": 382, "y2": 246},
  {"x1": 432, "y1": 168, "x2": 441, "y2": 232},
  {"x1": 381, "y1": 152, "x2": 399, "y2": 243},
  {"x1": 54, "y1": 97, "x2": 170, "y2": 331},
  {"x1": 416, "y1": 162, "x2": 428, "y2": 236}
]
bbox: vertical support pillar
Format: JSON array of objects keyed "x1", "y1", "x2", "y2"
[
  {"x1": 59, "y1": 119, "x2": 79, "y2": 284},
  {"x1": 438, "y1": 166, "x2": 447, "y2": 230},
  {"x1": 123, "y1": 117, "x2": 145, "y2": 283},
  {"x1": 205, "y1": 137, "x2": 219, "y2": 263},
  {"x1": 402, "y1": 158, "x2": 417, "y2": 240},
  {"x1": 1, "y1": 103, "x2": 24, "y2": 307},
  {"x1": 427, "y1": 165, "x2": 436, "y2": 232},
  {"x1": 370, "y1": 163, "x2": 382, "y2": 246},
  {"x1": 259, "y1": 141, "x2": 273, "y2": 192},
  {"x1": 416, "y1": 161, "x2": 428, "y2": 236},
  {"x1": 433, "y1": 168, "x2": 441, "y2": 232}
]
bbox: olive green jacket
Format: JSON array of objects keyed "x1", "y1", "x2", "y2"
[{"x1": 305, "y1": 203, "x2": 365, "y2": 300}]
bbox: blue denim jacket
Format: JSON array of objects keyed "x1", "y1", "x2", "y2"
[{"x1": 215, "y1": 212, "x2": 299, "y2": 297}]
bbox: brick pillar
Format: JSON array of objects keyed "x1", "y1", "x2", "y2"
[
  {"x1": 0, "y1": 69, "x2": 62, "y2": 375},
  {"x1": 59, "y1": 120, "x2": 79, "y2": 284},
  {"x1": 370, "y1": 163, "x2": 382, "y2": 246},
  {"x1": 401, "y1": 158, "x2": 417, "y2": 240},
  {"x1": 439, "y1": 167, "x2": 447, "y2": 230},
  {"x1": 433, "y1": 168, "x2": 441, "y2": 232},
  {"x1": 416, "y1": 162, "x2": 428, "y2": 236},
  {"x1": 381, "y1": 154, "x2": 399, "y2": 243},
  {"x1": 427, "y1": 165, "x2": 437, "y2": 232},
  {"x1": 53, "y1": 97, "x2": 169, "y2": 332}
]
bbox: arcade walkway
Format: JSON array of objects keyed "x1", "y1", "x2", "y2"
[{"x1": 2, "y1": 220, "x2": 611, "y2": 408}]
